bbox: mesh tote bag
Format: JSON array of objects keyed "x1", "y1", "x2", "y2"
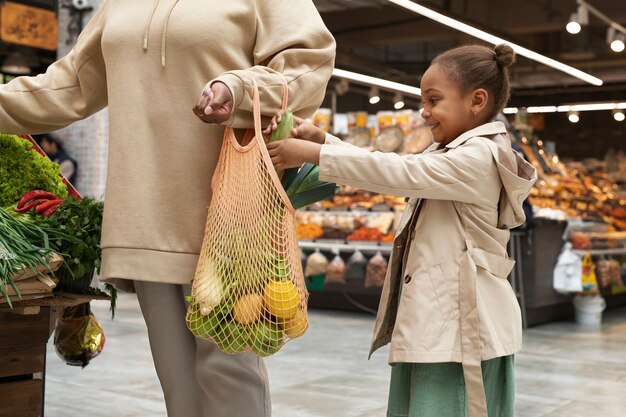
[{"x1": 186, "y1": 80, "x2": 308, "y2": 357}]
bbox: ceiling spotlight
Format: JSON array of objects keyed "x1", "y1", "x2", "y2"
[
  {"x1": 566, "y1": 4, "x2": 588, "y2": 34},
  {"x1": 568, "y1": 111, "x2": 580, "y2": 123},
  {"x1": 369, "y1": 87, "x2": 380, "y2": 104},
  {"x1": 566, "y1": 13, "x2": 582, "y2": 34},
  {"x1": 608, "y1": 28, "x2": 626, "y2": 52},
  {"x1": 393, "y1": 93, "x2": 405, "y2": 110},
  {"x1": 614, "y1": 109, "x2": 625, "y2": 122}
]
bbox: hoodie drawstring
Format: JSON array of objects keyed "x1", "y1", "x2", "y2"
[
  {"x1": 161, "y1": 0, "x2": 180, "y2": 67},
  {"x1": 143, "y1": 0, "x2": 160, "y2": 51},
  {"x1": 143, "y1": 0, "x2": 180, "y2": 67}
]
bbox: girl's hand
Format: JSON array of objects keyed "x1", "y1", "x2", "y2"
[
  {"x1": 267, "y1": 139, "x2": 321, "y2": 171},
  {"x1": 262, "y1": 111, "x2": 326, "y2": 144}
]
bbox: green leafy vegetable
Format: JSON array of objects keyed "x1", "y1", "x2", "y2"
[
  {"x1": 266, "y1": 111, "x2": 339, "y2": 208},
  {"x1": 37, "y1": 197, "x2": 117, "y2": 317},
  {"x1": 0, "y1": 134, "x2": 68, "y2": 207},
  {"x1": 38, "y1": 197, "x2": 103, "y2": 283},
  {"x1": 0, "y1": 207, "x2": 57, "y2": 307}
]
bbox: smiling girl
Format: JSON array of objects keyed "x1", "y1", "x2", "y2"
[{"x1": 265, "y1": 44, "x2": 536, "y2": 417}]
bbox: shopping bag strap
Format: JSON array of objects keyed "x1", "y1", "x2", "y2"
[{"x1": 264, "y1": 67, "x2": 289, "y2": 112}]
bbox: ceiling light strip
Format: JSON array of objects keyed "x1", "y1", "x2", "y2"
[
  {"x1": 503, "y1": 102, "x2": 626, "y2": 114},
  {"x1": 332, "y1": 68, "x2": 422, "y2": 97},
  {"x1": 386, "y1": 0, "x2": 603, "y2": 86}
]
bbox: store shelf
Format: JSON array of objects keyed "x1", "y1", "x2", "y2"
[
  {"x1": 299, "y1": 240, "x2": 393, "y2": 255},
  {"x1": 572, "y1": 248, "x2": 626, "y2": 256}
]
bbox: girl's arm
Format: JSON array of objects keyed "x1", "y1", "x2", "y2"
[{"x1": 267, "y1": 135, "x2": 496, "y2": 204}]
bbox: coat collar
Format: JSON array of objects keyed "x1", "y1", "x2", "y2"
[{"x1": 444, "y1": 121, "x2": 507, "y2": 149}]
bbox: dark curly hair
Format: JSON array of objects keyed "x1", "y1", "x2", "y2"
[{"x1": 431, "y1": 44, "x2": 516, "y2": 119}]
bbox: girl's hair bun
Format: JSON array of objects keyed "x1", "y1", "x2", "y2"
[{"x1": 494, "y1": 44, "x2": 516, "y2": 68}]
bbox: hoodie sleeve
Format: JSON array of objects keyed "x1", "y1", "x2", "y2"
[
  {"x1": 319, "y1": 137, "x2": 496, "y2": 204},
  {"x1": 0, "y1": 1, "x2": 109, "y2": 134},
  {"x1": 211, "y1": 0, "x2": 335, "y2": 128}
]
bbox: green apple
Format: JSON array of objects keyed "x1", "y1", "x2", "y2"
[
  {"x1": 250, "y1": 320, "x2": 284, "y2": 357},
  {"x1": 214, "y1": 322, "x2": 250, "y2": 354}
]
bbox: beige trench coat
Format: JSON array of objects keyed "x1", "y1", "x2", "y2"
[{"x1": 319, "y1": 122, "x2": 537, "y2": 417}]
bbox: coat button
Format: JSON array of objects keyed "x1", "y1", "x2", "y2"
[{"x1": 404, "y1": 274, "x2": 412, "y2": 284}]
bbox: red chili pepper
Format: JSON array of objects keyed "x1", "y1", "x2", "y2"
[
  {"x1": 35, "y1": 199, "x2": 64, "y2": 215},
  {"x1": 16, "y1": 190, "x2": 58, "y2": 209},
  {"x1": 15, "y1": 198, "x2": 53, "y2": 213},
  {"x1": 42, "y1": 201, "x2": 63, "y2": 217}
]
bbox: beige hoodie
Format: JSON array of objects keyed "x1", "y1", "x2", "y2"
[{"x1": 0, "y1": 0, "x2": 335, "y2": 291}]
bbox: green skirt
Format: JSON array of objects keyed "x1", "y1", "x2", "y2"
[{"x1": 387, "y1": 356, "x2": 515, "y2": 417}]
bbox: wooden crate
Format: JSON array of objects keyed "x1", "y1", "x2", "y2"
[{"x1": 0, "y1": 307, "x2": 52, "y2": 417}]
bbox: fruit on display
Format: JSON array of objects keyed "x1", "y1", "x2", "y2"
[{"x1": 296, "y1": 223, "x2": 324, "y2": 240}]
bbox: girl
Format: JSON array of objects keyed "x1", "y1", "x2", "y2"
[{"x1": 265, "y1": 44, "x2": 536, "y2": 417}]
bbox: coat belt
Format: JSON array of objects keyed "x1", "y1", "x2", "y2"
[{"x1": 460, "y1": 237, "x2": 488, "y2": 417}]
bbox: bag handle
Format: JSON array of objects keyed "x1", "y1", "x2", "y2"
[
  {"x1": 249, "y1": 71, "x2": 289, "y2": 145},
  {"x1": 264, "y1": 67, "x2": 289, "y2": 112}
]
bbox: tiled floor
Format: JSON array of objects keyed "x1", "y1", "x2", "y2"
[{"x1": 44, "y1": 294, "x2": 626, "y2": 417}]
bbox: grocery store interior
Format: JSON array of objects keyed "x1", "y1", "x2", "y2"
[{"x1": 2, "y1": 0, "x2": 626, "y2": 416}]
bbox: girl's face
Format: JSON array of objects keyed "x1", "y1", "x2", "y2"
[{"x1": 420, "y1": 64, "x2": 482, "y2": 144}]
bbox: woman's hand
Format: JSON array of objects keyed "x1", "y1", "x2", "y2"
[
  {"x1": 267, "y1": 139, "x2": 321, "y2": 171},
  {"x1": 193, "y1": 82, "x2": 233, "y2": 124},
  {"x1": 262, "y1": 111, "x2": 326, "y2": 144}
]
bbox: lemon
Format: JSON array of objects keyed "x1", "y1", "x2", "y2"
[
  {"x1": 263, "y1": 280, "x2": 301, "y2": 320},
  {"x1": 282, "y1": 309, "x2": 308, "y2": 338},
  {"x1": 233, "y1": 294, "x2": 264, "y2": 324}
]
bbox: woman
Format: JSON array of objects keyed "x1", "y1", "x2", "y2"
[{"x1": 0, "y1": 1, "x2": 336, "y2": 416}]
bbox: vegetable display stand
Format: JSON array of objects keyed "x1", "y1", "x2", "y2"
[
  {"x1": 0, "y1": 293, "x2": 110, "y2": 417},
  {"x1": 0, "y1": 306, "x2": 52, "y2": 417}
]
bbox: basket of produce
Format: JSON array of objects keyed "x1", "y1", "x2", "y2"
[{"x1": 0, "y1": 133, "x2": 114, "y2": 309}]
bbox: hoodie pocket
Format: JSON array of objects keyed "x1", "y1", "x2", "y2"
[{"x1": 427, "y1": 263, "x2": 460, "y2": 322}]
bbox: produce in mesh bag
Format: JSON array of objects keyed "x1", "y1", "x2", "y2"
[
  {"x1": 346, "y1": 250, "x2": 368, "y2": 282},
  {"x1": 186, "y1": 260, "x2": 307, "y2": 357},
  {"x1": 54, "y1": 303, "x2": 105, "y2": 368},
  {"x1": 365, "y1": 251, "x2": 388, "y2": 288},
  {"x1": 269, "y1": 107, "x2": 339, "y2": 210},
  {"x1": 304, "y1": 249, "x2": 328, "y2": 277},
  {"x1": 187, "y1": 81, "x2": 307, "y2": 357},
  {"x1": 326, "y1": 250, "x2": 347, "y2": 284}
]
